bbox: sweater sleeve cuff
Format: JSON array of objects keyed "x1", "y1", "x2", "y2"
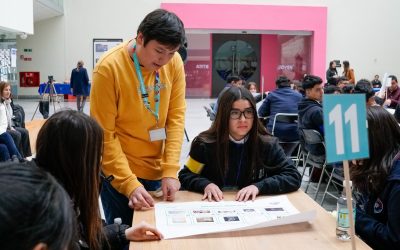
[
  {"x1": 119, "y1": 176, "x2": 144, "y2": 198},
  {"x1": 161, "y1": 163, "x2": 180, "y2": 179}
]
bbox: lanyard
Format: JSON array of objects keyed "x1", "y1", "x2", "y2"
[{"x1": 132, "y1": 45, "x2": 160, "y2": 123}]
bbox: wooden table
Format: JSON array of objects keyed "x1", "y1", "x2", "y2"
[{"x1": 130, "y1": 190, "x2": 371, "y2": 250}]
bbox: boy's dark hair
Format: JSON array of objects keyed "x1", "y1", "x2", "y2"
[
  {"x1": 227, "y1": 75, "x2": 241, "y2": 84},
  {"x1": 354, "y1": 79, "x2": 374, "y2": 101},
  {"x1": 275, "y1": 76, "x2": 291, "y2": 88},
  {"x1": 137, "y1": 9, "x2": 185, "y2": 48},
  {"x1": 342, "y1": 84, "x2": 355, "y2": 94},
  {"x1": 302, "y1": 75, "x2": 322, "y2": 90},
  {"x1": 324, "y1": 85, "x2": 341, "y2": 94},
  {"x1": 389, "y1": 75, "x2": 398, "y2": 83}
]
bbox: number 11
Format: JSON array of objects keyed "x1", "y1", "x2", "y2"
[{"x1": 329, "y1": 104, "x2": 360, "y2": 155}]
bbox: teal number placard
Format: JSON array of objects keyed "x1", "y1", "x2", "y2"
[{"x1": 323, "y1": 94, "x2": 369, "y2": 163}]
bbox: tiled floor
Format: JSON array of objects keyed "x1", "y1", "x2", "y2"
[{"x1": 17, "y1": 97, "x2": 337, "y2": 212}]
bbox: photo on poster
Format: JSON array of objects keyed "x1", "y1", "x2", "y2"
[
  {"x1": 243, "y1": 208, "x2": 256, "y2": 213},
  {"x1": 223, "y1": 216, "x2": 240, "y2": 222},
  {"x1": 171, "y1": 216, "x2": 188, "y2": 224},
  {"x1": 196, "y1": 216, "x2": 214, "y2": 223},
  {"x1": 264, "y1": 207, "x2": 284, "y2": 212}
]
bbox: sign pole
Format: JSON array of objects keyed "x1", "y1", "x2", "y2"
[{"x1": 343, "y1": 160, "x2": 356, "y2": 250}]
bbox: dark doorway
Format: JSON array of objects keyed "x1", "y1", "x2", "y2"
[{"x1": 211, "y1": 34, "x2": 260, "y2": 97}]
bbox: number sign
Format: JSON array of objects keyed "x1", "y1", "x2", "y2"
[{"x1": 323, "y1": 94, "x2": 369, "y2": 163}]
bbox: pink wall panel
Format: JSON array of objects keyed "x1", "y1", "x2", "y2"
[{"x1": 161, "y1": 3, "x2": 327, "y2": 93}]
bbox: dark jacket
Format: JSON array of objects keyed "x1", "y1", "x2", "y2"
[
  {"x1": 355, "y1": 160, "x2": 400, "y2": 250},
  {"x1": 298, "y1": 98, "x2": 324, "y2": 156},
  {"x1": 258, "y1": 87, "x2": 303, "y2": 141},
  {"x1": 326, "y1": 68, "x2": 338, "y2": 85},
  {"x1": 179, "y1": 136, "x2": 301, "y2": 194},
  {"x1": 70, "y1": 67, "x2": 90, "y2": 96},
  {"x1": 30, "y1": 160, "x2": 129, "y2": 250}
]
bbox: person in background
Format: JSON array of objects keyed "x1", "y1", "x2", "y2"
[
  {"x1": 353, "y1": 79, "x2": 378, "y2": 106},
  {"x1": 70, "y1": 60, "x2": 90, "y2": 112},
  {"x1": 326, "y1": 60, "x2": 338, "y2": 85},
  {"x1": 0, "y1": 95, "x2": 21, "y2": 161},
  {"x1": 371, "y1": 74, "x2": 382, "y2": 88},
  {"x1": 324, "y1": 85, "x2": 341, "y2": 94},
  {"x1": 0, "y1": 162, "x2": 76, "y2": 250},
  {"x1": 342, "y1": 60, "x2": 356, "y2": 84},
  {"x1": 383, "y1": 75, "x2": 400, "y2": 109},
  {"x1": 0, "y1": 81, "x2": 31, "y2": 158},
  {"x1": 179, "y1": 86, "x2": 301, "y2": 202},
  {"x1": 90, "y1": 9, "x2": 186, "y2": 226},
  {"x1": 213, "y1": 75, "x2": 243, "y2": 113},
  {"x1": 258, "y1": 76, "x2": 302, "y2": 154},
  {"x1": 351, "y1": 106, "x2": 400, "y2": 250},
  {"x1": 298, "y1": 75, "x2": 324, "y2": 156},
  {"x1": 341, "y1": 83, "x2": 355, "y2": 94},
  {"x1": 246, "y1": 81, "x2": 265, "y2": 103},
  {"x1": 35, "y1": 110, "x2": 163, "y2": 250}
]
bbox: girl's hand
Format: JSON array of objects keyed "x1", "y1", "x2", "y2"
[
  {"x1": 235, "y1": 185, "x2": 259, "y2": 201},
  {"x1": 202, "y1": 183, "x2": 224, "y2": 201},
  {"x1": 125, "y1": 221, "x2": 163, "y2": 241}
]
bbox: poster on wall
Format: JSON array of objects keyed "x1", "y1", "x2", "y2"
[{"x1": 93, "y1": 39, "x2": 123, "y2": 68}]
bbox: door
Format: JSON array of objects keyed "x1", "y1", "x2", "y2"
[{"x1": 212, "y1": 34, "x2": 260, "y2": 97}]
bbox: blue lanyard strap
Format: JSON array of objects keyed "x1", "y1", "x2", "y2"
[{"x1": 132, "y1": 45, "x2": 160, "y2": 122}]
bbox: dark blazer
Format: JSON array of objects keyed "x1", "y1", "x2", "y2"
[
  {"x1": 355, "y1": 160, "x2": 400, "y2": 250},
  {"x1": 70, "y1": 67, "x2": 90, "y2": 96},
  {"x1": 179, "y1": 136, "x2": 301, "y2": 194}
]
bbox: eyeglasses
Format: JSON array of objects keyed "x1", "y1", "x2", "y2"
[{"x1": 230, "y1": 108, "x2": 254, "y2": 119}]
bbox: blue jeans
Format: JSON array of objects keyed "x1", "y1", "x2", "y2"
[
  {"x1": 0, "y1": 132, "x2": 21, "y2": 159},
  {"x1": 0, "y1": 144, "x2": 9, "y2": 161},
  {"x1": 100, "y1": 177, "x2": 161, "y2": 226}
]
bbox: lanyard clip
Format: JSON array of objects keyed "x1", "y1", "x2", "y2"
[{"x1": 141, "y1": 93, "x2": 149, "y2": 98}]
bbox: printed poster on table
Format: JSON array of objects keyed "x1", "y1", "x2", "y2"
[{"x1": 155, "y1": 195, "x2": 316, "y2": 239}]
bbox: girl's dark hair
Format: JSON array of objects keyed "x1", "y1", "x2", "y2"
[
  {"x1": 35, "y1": 110, "x2": 104, "y2": 249},
  {"x1": 137, "y1": 9, "x2": 185, "y2": 48},
  {"x1": 351, "y1": 106, "x2": 400, "y2": 195},
  {"x1": 246, "y1": 82, "x2": 257, "y2": 91},
  {"x1": 0, "y1": 162, "x2": 76, "y2": 250},
  {"x1": 193, "y1": 86, "x2": 268, "y2": 181},
  {"x1": 329, "y1": 60, "x2": 336, "y2": 69}
]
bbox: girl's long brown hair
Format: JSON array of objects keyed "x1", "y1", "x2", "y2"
[
  {"x1": 351, "y1": 106, "x2": 400, "y2": 195},
  {"x1": 35, "y1": 110, "x2": 105, "y2": 249},
  {"x1": 193, "y1": 86, "x2": 268, "y2": 181}
]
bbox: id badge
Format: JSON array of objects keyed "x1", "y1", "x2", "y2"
[{"x1": 149, "y1": 127, "x2": 166, "y2": 141}]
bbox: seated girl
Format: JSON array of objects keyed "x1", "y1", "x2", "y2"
[
  {"x1": 351, "y1": 106, "x2": 400, "y2": 250},
  {"x1": 35, "y1": 110, "x2": 162, "y2": 249},
  {"x1": 179, "y1": 86, "x2": 301, "y2": 202},
  {"x1": 0, "y1": 81, "x2": 31, "y2": 158}
]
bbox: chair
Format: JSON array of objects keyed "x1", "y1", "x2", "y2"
[
  {"x1": 203, "y1": 105, "x2": 216, "y2": 121},
  {"x1": 320, "y1": 164, "x2": 344, "y2": 206},
  {"x1": 299, "y1": 129, "x2": 330, "y2": 201},
  {"x1": 271, "y1": 113, "x2": 300, "y2": 158}
]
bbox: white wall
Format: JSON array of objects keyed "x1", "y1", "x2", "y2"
[
  {"x1": 0, "y1": 0, "x2": 34, "y2": 34},
  {"x1": 15, "y1": 0, "x2": 400, "y2": 96},
  {"x1": 17, "y1": 16, "x2": 65, "y2": 95}
]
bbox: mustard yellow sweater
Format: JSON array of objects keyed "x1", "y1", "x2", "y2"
[{"x1": 90, "y1": 41, "x2": 186, "y2": 197}]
